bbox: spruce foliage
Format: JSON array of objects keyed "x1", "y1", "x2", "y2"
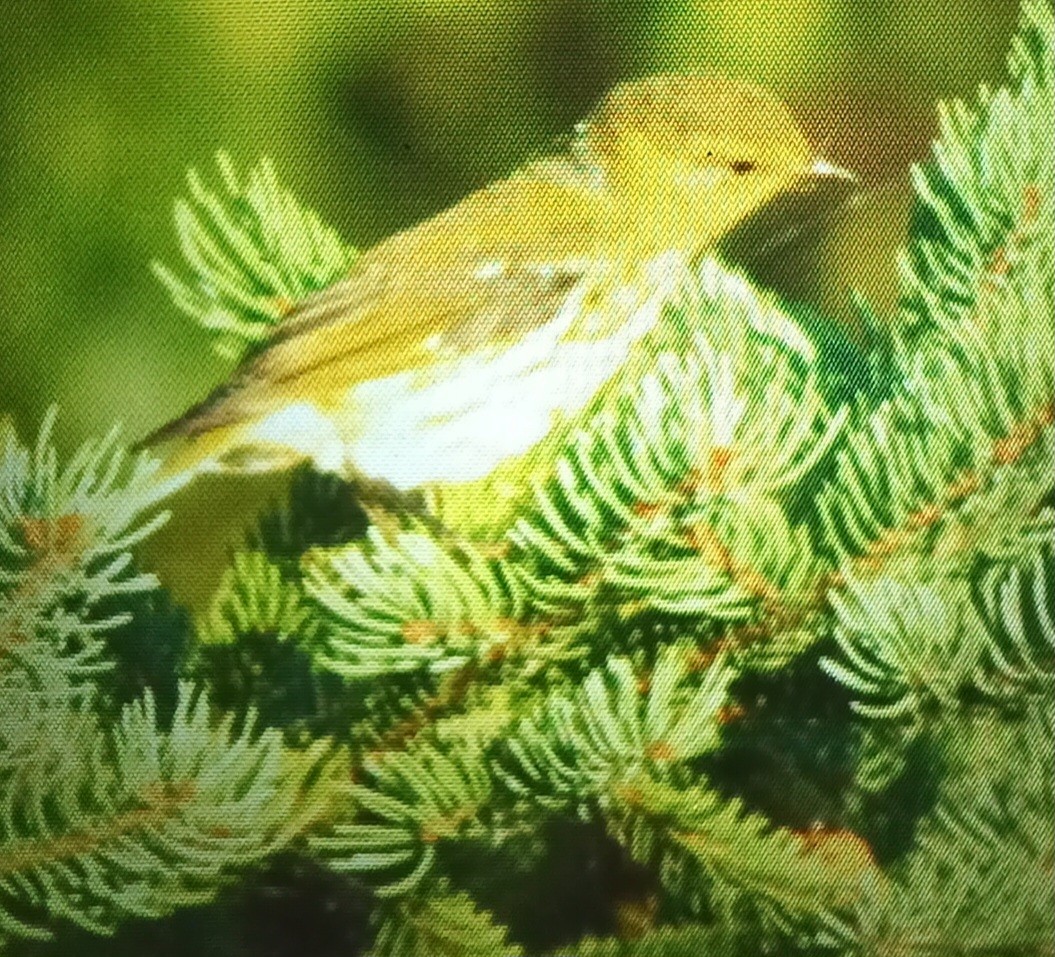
[{"x1": 3, "y1": 2, "x2": 1052, "y2": 953}]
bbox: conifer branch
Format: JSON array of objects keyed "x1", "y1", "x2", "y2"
[
  {"x1": 0, "y1": 684, "x2": 343, "y2": 945},
  {"x1": 55, "y1": 1, "x2": 1050, "y2": 952},
  {"x1": 372, "y1": 881, "x2": 523, "y2": 957},
  {"x1": 1, "y1": 410, "x2": 170, "y2": 707},
  {"x1": 152, "y1": 152, "x2": 356, "y2": 360}
]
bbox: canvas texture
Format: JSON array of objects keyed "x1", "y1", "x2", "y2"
[{"x1": 1, "y1": 3, "x2": 1052, "y2": 955}]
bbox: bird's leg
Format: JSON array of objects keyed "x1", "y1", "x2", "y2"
[
  {"x1": 346, "y1": 474, "x2": 422, "y2": 543},
  {"x1": 418, "y1": 485, "x2": 488, "y2": 555},
  {"x1": 344, "y1": 474, "x2": 455, "y2": 546}
]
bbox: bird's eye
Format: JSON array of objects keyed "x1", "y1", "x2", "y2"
[{"x1": 730, "y1": 160, "x2": 758, "y2": 175}]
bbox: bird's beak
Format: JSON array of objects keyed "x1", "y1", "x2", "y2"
[{"x1": 808, "y1": 157, "x2": 856, "y2": 182}]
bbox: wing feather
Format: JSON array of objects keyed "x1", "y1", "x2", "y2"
[{"x1": 137, "y1": 163, "x2": 609, "y2": 450}]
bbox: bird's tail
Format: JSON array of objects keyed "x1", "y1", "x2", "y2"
[
  {"x1": 130, "y1": 368, "x2": 250, "y2": 455},
  {"x1": 131, "y1": 374, "x2": 293, "y2": 492}
]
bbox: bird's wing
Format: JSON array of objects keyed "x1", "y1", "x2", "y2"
[{"x1": 139, "y1": 163, "x2": 613, "y2": 447}]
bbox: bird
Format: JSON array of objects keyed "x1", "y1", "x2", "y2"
[{"x1": 137, "y1": 74, "x2": 854, "y2": 500}]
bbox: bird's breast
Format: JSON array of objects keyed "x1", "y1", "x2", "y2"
[{"x1": 333, "y1": 249, "x2": 689, "y2": 489}]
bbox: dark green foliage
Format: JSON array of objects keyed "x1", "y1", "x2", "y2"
[
  {"x1": 699, "y1": 643, "x2": 859, "y2": 833},
  {"x1": 251, "y1": 465, "x2": 369, "y2": 565},
  {"x1": 3, "y1": 3, "x2": 1053, "y2": 954},
  {"x1": 189, "y1": 614, "x2": 356, "y2": 744},
  {"x1": 5, "y1": 856, "x2": 373, "y2": 957},
  {"x1": 442, "y1": 818, "x2": 653, "y2": 953},
  {"x1": 94, "y1": 583, "x2": 192, "y2": 729}
]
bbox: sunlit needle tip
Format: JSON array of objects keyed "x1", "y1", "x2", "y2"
[{"x1": 810, "y1": 157, "x2": 856, "y2": 181}]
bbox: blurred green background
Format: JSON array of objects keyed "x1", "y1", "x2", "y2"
[{"x1": 0, "y1": 0, "x2": 1020, "y2": 610}]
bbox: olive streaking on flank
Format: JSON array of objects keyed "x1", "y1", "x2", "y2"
[{"x1": 138, "y1": 75, "x2": 854, "y2": 492}]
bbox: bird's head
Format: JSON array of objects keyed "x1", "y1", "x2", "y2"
[{"x1": 582, "y1": 74, "x2": 853, "y2": 240}]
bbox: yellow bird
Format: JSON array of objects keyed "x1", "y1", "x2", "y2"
[{"x1": 139, "y1": 75, "x2": 853, "y2": 496}]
